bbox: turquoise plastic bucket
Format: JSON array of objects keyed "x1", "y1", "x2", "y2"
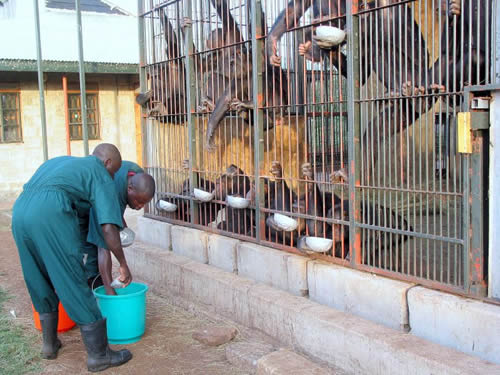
[{"x1": 93, "y1": 282, "x2": 148, "y2": 344}]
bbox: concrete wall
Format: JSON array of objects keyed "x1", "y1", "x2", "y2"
[
  {"x1": 0, "y1": 74, "x2": 138, "y2": 199},
  {"x1": 135, "y1": 217, "x2": 500, "y2": 366},
  {"x1": 124, "y1": 240, "x2": 500, "y2": 374}
]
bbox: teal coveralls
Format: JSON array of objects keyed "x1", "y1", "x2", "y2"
[
  {"x1": 11, "y1": 156, "x2": 123, "y2": 325},
  {"x1": 84, "y1": 161, "x2": 143, "y2": 278}
]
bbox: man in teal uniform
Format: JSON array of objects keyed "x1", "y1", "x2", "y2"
[
  {"x1": 11, "y1": 144, "x2": 133, "y2": 372},
  {"x1": 85, "y1": 161, "x2": 155, "y2": 294}
]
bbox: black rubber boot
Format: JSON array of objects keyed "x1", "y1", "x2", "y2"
[
  {"x1": 79, "y1": 318, "x2": 132, "y2": 372},
  {"x1": 39, "y1": 311, "x2": 62, "y2": 360}
]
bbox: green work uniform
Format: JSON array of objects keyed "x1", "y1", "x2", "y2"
[
  {"x1": 11, "y1": 156, "x2": 123, "y2": 325},
  {"x1": 84, "y1": 161, "x2": 143, "y2": 278}
]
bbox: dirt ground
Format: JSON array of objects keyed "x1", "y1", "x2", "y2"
[{"x1": 0, "y1": 201, "x2": 269, "y2": 374}]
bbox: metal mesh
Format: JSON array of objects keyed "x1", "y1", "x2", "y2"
[{"x1": 139, "y1": 0, "x2": 495, "y2": 296}]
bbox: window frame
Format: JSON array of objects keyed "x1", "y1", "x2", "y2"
[
  {"x1": 0, "y1": 90, "x2": 23, "y2": 144},
  {"x1": 67, "y1": 90, "x2": 101, "y2": 141}
]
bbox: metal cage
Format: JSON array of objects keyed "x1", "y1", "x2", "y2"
[{"x1": 138, "y1": 0, "x2": 496, "y2": 297}]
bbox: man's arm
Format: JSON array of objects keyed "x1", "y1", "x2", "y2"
[
  {"x1": 101, "y1": 223, "x2": 132, "y2": 287},
  {"x1": 98, "y1": 247, "x2": 116, "y2": 295}
]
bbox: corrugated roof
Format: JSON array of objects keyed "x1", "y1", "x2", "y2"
[
  {"x1": 46, "y1": 0, "x2": 127, "y2": 15},
  {"x1": 0, "y1": 59, "x2": 138, "y2": 74}
]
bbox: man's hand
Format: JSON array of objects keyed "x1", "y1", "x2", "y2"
[
  {"x1": 118, "y1": 263, "x2": 132, "y2": 287},
  {"x1": 105, "y1": 286, "x2": 118, "y2": 296}
]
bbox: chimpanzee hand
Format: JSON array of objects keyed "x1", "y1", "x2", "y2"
[
  {"x1": 269, "y1": 39, "x2": 282, "y2": 67},
  {"x1": 298, "y1": 41, "x2": 312, "y2": 57}
]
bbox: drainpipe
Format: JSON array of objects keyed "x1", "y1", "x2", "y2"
[
  {"x1": 62, "y1": 75, "x2": 71, "y2": 155},
  {"x1": 75, "y1": 0, "x2": 89, "y2": 156},
  {"x1": 33, "y1": 0, "x2": 48, "y2": 161}
]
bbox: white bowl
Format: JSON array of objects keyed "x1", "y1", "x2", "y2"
[
  {"x1": 156, "y1": 199, "x2": 178, "y2": 212},
  {"x1": 273, "y1": 213, "x2": 298, "y2": 232},
  {"x1": 314, "y1": 26, "x2": 346, "y2": 47},
  {"x1": 120, "y1": 227, "x2": 136, "y2": 248},
  {"x1": 194, "y1": 188, "x2": 214, "y2": 202},
  {"x1": 305, "y1": 236, "x2": 333, "y2": 252},
  {"x1": 226, "y1": 195, "x2": 250, "y2": 209}
]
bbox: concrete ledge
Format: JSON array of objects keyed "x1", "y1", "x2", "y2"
[
  {"x1": 408, "y1": 287, "x2": 500, "y2": 364},
  {"x1": 125, "y1": 241, "x2": 500, "y2": 375},
  {"x1": 208, "y1": 234, "x2": 239, "y2": 273},
  {"x1": 136, "y1": 216, "x2": 171, "y2": 250},
  {"x1": 237, "y1": 242, "x2": 308, "y2": 297},
  {"x1": 171, "y1": 226, "x2": 208, "y2": 264},
  {"x1": 307, "y1": 260, "x2": 412, "y2": 331}
]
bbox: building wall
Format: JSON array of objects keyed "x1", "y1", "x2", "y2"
[{"x1": 0, "y1": 74, "x2": 139, "y2": 200}]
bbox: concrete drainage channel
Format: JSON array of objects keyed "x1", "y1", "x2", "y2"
[{"x1": 128, "y1": 216, "x2": 500, "y2": 374}]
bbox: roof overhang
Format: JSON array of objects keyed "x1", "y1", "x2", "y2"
[{"x1": 0, "y1": 59, "x2": 138, "y2": 74}]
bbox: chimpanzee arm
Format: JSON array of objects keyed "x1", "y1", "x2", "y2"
[
  {"x1": 267, "y1": 0, "x2": 314, "y2": 66},
  {"x1": 205, "y1": 83, "x2": 235, "y2": 150},
  {"x1": 211, "y1": 0, "x2": 244, "y2": 46}
]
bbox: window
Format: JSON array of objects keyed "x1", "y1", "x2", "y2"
[
  {"x1": 0, "y1": 92, "x2": 22, "y2": 143},
  {"x1": 68, "y1": 93, "x2": 100, "y2": 140}
]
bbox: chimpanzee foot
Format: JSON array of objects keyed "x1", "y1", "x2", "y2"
[
  {"x1": 204, "y1": 139, "x2": 217, "y2": 152},
  {"x1": 270, "y1": 161, "x2": 283, "y2": 178},
  {"x1": 229, "y1": 98, "x2": 253, "y2": 112},
  {"x1": 182, "y1": 159, "x2": 190, "y2": 170},
  {"x1": 330, "y1": 168, "x2": 348, "y2": 184}
]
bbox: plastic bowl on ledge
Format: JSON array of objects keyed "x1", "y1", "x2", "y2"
[
  {"x1": 305, "y1": 236, "x2": 333, "y2": 253},
  {"x1": 156, "y1": 199, "x2": 177, "y2": 212},
  {"x1": 193, "y1": 188, "x2": 214, "y2": 202},
  {"x1": 273, "y1": 213, "x2": 299, "y2": 232},
  {"x1": 226, "y1": 195, "x2": 250, "y2": 209}
]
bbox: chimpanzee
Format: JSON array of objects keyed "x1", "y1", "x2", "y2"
[
  {"x1": 174, "y1": 159, "x2": 218, "y2": 225},
  {"x1": 213, "y1": 164, "x2": 254, "y2": 236},
  {"x1": 266, "y1": 0, "x2": 444, "y2": 174},
  {"x1": 264, "y1": 161, "x2": 299, "y2": 244},
  {"x1": 432, "y1": 0, "x2": 492, "y2": 90},
  {"x1": 203, "y1": 1, "x2": 289, "y2": 151}
]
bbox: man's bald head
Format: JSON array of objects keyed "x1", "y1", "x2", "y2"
[
  {"x1": 127, "y1": 173, "x2": 156, "y2": 210},
  {"x1": 92, "y1": 143, "x2": 122, "y2": 178}
]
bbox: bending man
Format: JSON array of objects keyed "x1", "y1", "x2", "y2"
[
  {"x1": 85, "y1": 161, "x2": 155, "y2": 294},
  {"x1": 11, "y1": 143, "x2": 133, "y2": 372}
]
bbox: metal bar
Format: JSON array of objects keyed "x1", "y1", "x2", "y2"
[
  {"x1": 62, "y1": 75, "x2": 71, "y2": 155},
  {"x1": 252, "y1": 0, "x2": 265, "y2": 241},
  {"x1": 75, "y1": 0, "x2": 89, "y2": 156},
  {"x1": 184, "y1": 0, "x2": 198, "y2": 225},
  {"x1": 138, "y1": 0, "x2": 147, "y2": 169},
  {"x1": 33, "y1": 0, "x2": 48, "y2": 161},
  {"x1": 347, "y1": 0, "x2": 361, "y2": 265}
]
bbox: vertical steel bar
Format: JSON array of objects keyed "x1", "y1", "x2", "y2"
[
  {"x1": 252, "y1": 0, "x2": 265, "y2": 242},
  {"x1": 33, "y1": 0, "x2": 49, "y2": 161},
  {"x1": 347, "y1": 0, "x2": 361, "y2": 266},
  {"x1": 62, "y1": 76, "x2": 71, "y2": 155},
  {"x1": 138, "y1": 0, "x2": 147, "y2": 166},
  {"x1": 494, "y1": 0, "x2": 500, "y2": 83},
  {"x1": 75, "y1": 0, "x2": 89, "y2": 155},
  {"x1": 184, "y1": 0, "x2": 198, "y2": 225}
]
